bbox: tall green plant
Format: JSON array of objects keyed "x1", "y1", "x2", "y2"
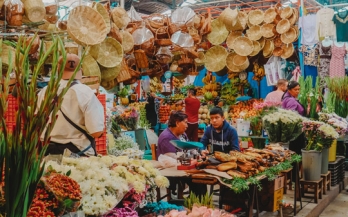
[
  {"x1": 298, "y1": 76, "x2": 321, "y2": 119},
  {"x1": 0, "y1": 35, "x2": 81, "y2": 217}
]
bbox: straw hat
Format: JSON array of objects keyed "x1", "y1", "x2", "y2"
[
  {"x1": 281, "y1": 43, "x2": 294, "y2": 59},
  {"x1": 93, "y1": 2, "x2": 111, "y2": 33},
  {"x1": 264, "y1": 8, "x2": 277, "y2": 24},
  {"x1": 82, "y1": 54, "x2": 101, "y2": 78},
  {"x1": 121, "y1": 30, "x2": 134, "y2": 53},
  {"x1": 273, "y1": 47, "x2": 283, "y2": 57},
  {"x1": 226, "y1": 53, "x2": 242, "y2": 72},
  {"x1": 274, "y1": 36, "x2": 283, "y2": 47},
  {"x1": 100, "y1": 63, "x2": 121, "y2": 81},
  {"x1": 111, "y1": 7, "x2": 131, "y2": 29},
  {"x1": 248, "y1": 9, "x2": 264, "y2": 25},
  {"x1": 280, "y1": 7, "x2": 293, "y2": 19},
  {"x1": 219, "y1": 7, "x2": 238, "y2": 30},
  {"x1": 263, "y1": 39, "x2": 274, "y2": 57},
  {"x1": 261, "y1": 23, "x2": 276, "y2": 38},
  {"x1": 288, "y1": 10, "x2": 298, "y2": 26},
  {"x1": 90, "y1": 38, "x2": 124, "y2": 68},
  {"x1": 246, "y1": 25, "x2": 262, "y2": 41},
  {"x1": 281, "y1": 27, "x2": 297, "y2": 44},
  {"x1": 226, "y1": 31, "x2": 243, "y2": 50},
  {"x1": 204, "y1": 45, "x2": 228, "y2": 72},
  {"x1": 67, "y1": 6, "x2": 108, "y2": 46},
  {"x1": 258, "y1": 37, "x2": 265, "y2": 49},
  {"x1": 250, "y1": 40, "x2": 261, "y2": 56},
  {"x1": 207, "y1": 19, "x2": 229, "y2": 45},
  {"x1": 233, "y1": 36, "x2": 254, "y2": 56},
  {"x1": 233, "y1": 54, "x2": 249, "y2": 70},
  {"x1": 276, "y1": 19, "x2": 291, "y2": 34}
]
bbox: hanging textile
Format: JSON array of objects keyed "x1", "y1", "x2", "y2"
[
  {"x1": 299, "y1": 14, "x2": 318, "y2": 45},
  {"x1": 332, "y1": 10, "x2": 348, "y2": 42},
  {"x1": 329, "y1": 43, "x2": 347, "y2": 78},
  {"x1": 315, "y1": 8, "x2": 336, "y2": 40},
  {"x1": 304, "y1": 65, "x2": 318, "y2": 87},
  {"x1": 318, "y1": 42, "x2": 331, "y2": 88},
  {"x1": 299, "y1": 44, "x2": 319, "y2": 66}
]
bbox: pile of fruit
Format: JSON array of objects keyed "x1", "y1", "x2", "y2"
[
  {"x1": 198, "y1": 105, "x2": 210, "y2": 125},
  {"x1": 252, "y1": 62, "x2": 265, "y2": 82},
  {"x1": 159, "y1": 105, "x2": 171, "y2": 123},
  {"x1": 170, "y1": 103, "x2": 184, "y2": 111},
  {"x1": 201, "y1": 74, "x2": 220, "y2": 101},
  {"x1": 173, "y1": 77, "x2": 185, "y2": 88},
  {"x1": 170, "y1": 93, "x2": 185, "y2": 102},
  {"x1": 150, "y1": 77, "x2": 163, "y2": 93},
  {"x1": 228, "y1": 99, "x2": 263, "y2": 120}
]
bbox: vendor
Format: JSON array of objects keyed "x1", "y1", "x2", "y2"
[
  {"x1": 200, "y1": 107, "x2": 240, "y2": 156},
  {"x1": 145, "y1": 92, "x2": 163, "y2": 135},
  {"x1": 265, "y1": 79, "x2": 288, "y2": 104},
  {"x1": 281, "y1": 81, "x2": 305, "y2": 116}
]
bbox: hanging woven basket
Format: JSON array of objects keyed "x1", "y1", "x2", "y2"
[
  {"x1": 264, "y1": 8, "x2": 277, "y2": 24},
  {"x1": 207, "y1": 19, "x2": 229, "y2": 45},
  {"x1": 205, "y1": 45, "x2": 228, "y2": 72},
  {"x1": 281, "y1": 43, "x2": 294, "y2": 59},
  {"x1": 232, "y1": 54, "x2": 249, "y2": 71},
  {"x1": 246, "y1": 25, "x2": 262, "y2": 41},
  {"x1": 248, "y1": 9, "x2": 264, "y2": 25},
  {"x1": 276, "y1": 19, "x2": 291, "y2": 34},
  {"x1": 232, "y1": 36, "x2": 254, "y2": 56},
  {"x1": 22, "y1": 0, "x2": 45, "y2": 22},
  {"x1": 226, "y1": 31, "x2": 243, "y2": 50},
  {"x1": 226, "y1": 52, "x2": 242, "y2": 72},
  {"x1": 111, "y1": 7, "x2": 131, "y2": 29},
  {"x1": 82, "y1": 54, "x2": 101, "y2": 78},
  {"x1": 93, "y1": 2, "x2": 111, "y2": 33},
  {"x1": 89, "y1": 38, "x2": 123, "y2": 68},
  {"x1": 249, "y1": 40, "x2": 261, "y2": 56}
]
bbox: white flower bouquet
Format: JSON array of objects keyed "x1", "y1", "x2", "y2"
[
  {"x1": 319, "y1": 112, "x2": 348, "y2": 137},
  {"x1": 108, "y1": 135, "x2": 144, "y2": 159}
]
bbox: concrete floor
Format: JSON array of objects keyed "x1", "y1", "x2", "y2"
[{"x1": 320, "y1": 190, "x2": 348, "y2": 217}]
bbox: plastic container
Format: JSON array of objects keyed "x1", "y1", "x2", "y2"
[
  {"x1": 302, "y1": 149, "x2": 322, "y2": 181},
  {"x1": 328, "y1": 139, "x2": 337, "y2": 162}
]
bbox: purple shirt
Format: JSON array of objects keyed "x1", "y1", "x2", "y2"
[
  {"x1": 281, "y1": 92, "x2": 305, "y2": 116},
  {"x1": 156, "y1": 128, "x2": 188, "y2": 159}
]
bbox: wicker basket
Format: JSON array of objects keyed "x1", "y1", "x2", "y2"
[
  {"x1": 188, "y1": 27, "x2": 202, "y2": 44},
  {"x1": 111, "y1": 7, "x2": 130, "y2": 29},
  {"x1": 276, "y1": 19, "x2": 290, "y2": 34},
  {"x1": 264, "y1": 8, "x2": 277, "y2": 24},
  {"x1": 194, "y1": 51, "x2": 206, "y2": 66},
  {"x1": 1, "y1": 44, "x2": 16, "y2": 70},
  {"x1": 219, "y1": 7, "x2": 238, "y2": 31},
  {"x1": 281, "y1": 27, "x2": 297, "y2": 44},
  {"x1": 246, "y1": 25, "x2": 262, "y2": 41},
  {"x1": 288, "y1": 10, "x2": 298, "y2": 26},
  {"x1": 81, "y1": 76, "x2": 100, "y2": 92},
  {"x1": 263, "y1": 39, "x2": 274, "y2": 57},
  {"x1": 205, "y1": 45, "x2": 228, "y2": 72},
  {"x1": 67, "y1": 6, "x2": 108, "y2": 46},
  {"x1": 232, "y1": 54, "x2": 249, "y2": 70},
  {"x1": 155, "y1": 27, "x2": 172, "y2": 46},
  {"x1": 249, "y1": 40, "x2": 261, "y2": 56},
  {"x1": 207, "y1": 19, "x2": 229, "y2": 45},
  {"x1": 22, "y1": 0, "x2": 45, "y2": 22},
  {"x1": 90, "y1": 38, "x2": 123, "y2": 68},
  {"x1": 100, "y1": 63, "x2": 121, "y2": 81},
  {"x1": 261, "y1": 23, "x2": 276, "y2": 38},
  {"x1": 178, "y1": 54, "x2": 194, "y2": 68},
  {"x1": 258, "y1": 37, "x2": 265, "y2": 49},
  {"x1": 273, "y1": 47, "x2": 283, "y2": 57},
  {"x1": 281, "y1": 43, "x2": 294, "y2": 59},
  {"x1": 148, "y1": 60, "x2": 164, "y2": 78},
  {"x1": 226, "y1": 52, "x2": 242, "y2": 72},
  {"x1": 134, "y1": 49, "x2": 149, "y2": 69},
  {"x1": 100, "y1": 78, "x2": 116, "y2": 90},
  {"x1": 148, "y1": 13, "x2": 165, "y2": 29},
  {"x1": 93, "y1": 2, "x2": 111, "y2": 33},
  {"x1": 274, "y1": 36, "x2": 283, "y2": 47},
  {"x1": 108, "y1": 23, "x2": 123, "y2": 43},
  {"x1": 280, "y1": 7, "x2": 293, "y2": 19},
  {"x1": 82, "y1": 54, "x2": 101, "y2": 78},
  {"x1": 140, "y1": 38, "x2": 155, "y2": 57},
  {"x1": 233, "y1": 36, "x2": 254, "y2": 56},
  {"x1": 64, "y1": 42, "x2": 78, "y2": 55},
  {"x1": 248, "y1": 9, "x2": 264, "y2": 25},
  {"x1": 122, "y1": 30, "x2": 134, "y2": 53},
  {"x1": 116, "y1": 58, "x2": 132, "y2": 83},
  {"x1": 226, "y1": 31, "x2": 243, "y2": 50}
]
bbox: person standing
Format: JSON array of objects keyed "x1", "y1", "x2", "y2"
[
  {"x1": 184, "y1": 89, "x2": 201, "y2": 141},
  {"x1": 145, "y1": 92, "x2": 163, "y2": 135},
  {"x1": 265, "y1": 79, "x2": 288, "y2": 104}
]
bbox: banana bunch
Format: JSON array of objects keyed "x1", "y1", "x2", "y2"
[
  {"x1": 201, "y1": 74, "x2": 219, "y2": 98},
  {"x1": 128, "y1": 102, "x2": 147, "y2": 110},
  {"x1": 228, "y1": 71, "x2": 239, "y2": 79},
  {"x1": 173, "y1": 77, "x2": 185, "y2": 88},
  {"x1": 252, "y1": 62, "x2": 265, "y2": 82},
  {"x1": 150, "y1": 77, "x2": 162, "y2": 92},
  {"x1": 202, "y1": 74, "x2": 216, "y2": 84},
  {"x1": 196, "y1": 87, "x2": 203, "y2": 96}
]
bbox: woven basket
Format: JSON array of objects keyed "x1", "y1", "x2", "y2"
[
  {"x1": 0, "y1": 0, "x2": 4, "y2": 8},
  {"x1": 22, "y1": 0, "x2": 45, "y2": 22},
  {"x1": 280, "y1": 7, "x2": 293, "y2": 19},
  {"x1": 288, "y1": 10, "x2": 298, "y2": 26},
  {"x1": 280, "y1": 27, "x2": 297, "y2": 44},
  {"x1": 90, "y1": 38, "x2": 123, "y2": 68},
  {"x1": 134, "y1": 49, "x2": 149, "y2": 69},
  {"x1": 281, "y1": 43, "x2": 294, "y2": 59},
  {"x1": 261, "y1": 23, "x2": 276, "y2": 38},
  {"x1": 148, "y1": 13, "x2": 165, "y2": 29},
  {"x1": 233, "y1": 54, "x2": 249, "y2": 70},
  {"x1": 100, "y1": 78, "x2": 116, "y2": 90},
  {"x1": 1, "y1": 44, "x2": 16, "y2": 70},
  {"x1": 226, "y1": 31, "x2": 243, "y2": 50},
  {"x1": 45, "y1": 15, "x2": 59, "y2": 24},
  {"x1": 258, "y1": 37, "x2": 265, "y2": 49},
  {"x1": 226, "y1": 52, "x2": 242, "y2": 72},
  {"x1": 93, "y1": 2, "x2": 111, "y2": 33},
  {"x1": 204, "y1": 45, "x2": 228, "y2": 72},
  {"x1": 178, "y1": 54, "x2": 194, "y2": 68},
  {"x1": 219, "y1": 7, "x2": 238, "y2": 31},
  {"x1": 108, "y1": 23, "x2": 123, "y2": 43},
  {"x1": 274, "y1": 36, "x2": 283, "y2": 47},
  {"x1": 82, "y1": 54, "x2": 101, "y2": 78},
  {"x1": 273, "y1": 47, "x2": 283, "y2": 57},
  {"x1": 116, "y1": 58, "x2": 132, "y2": 83},
  {"x1": 188, "y1": 27, "x2": 202, "y2": 44},
  {"x1": 122, "y1": 30, "x2": 134, "y2": 53},
  {"x1": 141, "y1": 38, "x2": 155, "y2": 57},
  {"x1": 248, "y1": 9, "x2": 264, "y2": 25},
  {"x1": 68, "y1": 6, "x2": 108, "y2": 46},
  {"x1": 276, "y1": 19, "x2": 290, "y2": 34},
  {"x1": 111, "y1": 7, "x2": 130, "y2": 29},
  {"x1": 64, "y1": 42, "x2": 78, "y2": 55},
  {"x1": 249, "y1": 40, "x2": 261, "y2": 56},
  {"x1": 194, "y1": 51, "x2": 206, "y2": 66},
  {"x1": 207, "y1": 19, "x2": 229, "y2": 45},
  {"x1": 233, "y1": 36, "x2": 254, "y2": 56},
  {"x1": 263, "y1": 39, "x2": 274, "y2": 57},
  {"x1": 264, "y1": 8, "x2": 277, "y2": 24},
  {"x1": 148, "y1": 60, "x2": 164, "y2": 78},
  {"x1": 81, "y1": 76, "x2": 100, "y2": 92},
  {"x1": 246, "y1": 25, "x2": 262, "y2": 41},
  {"x1": 155, "y1": 27, "x2": 172, "y2": 46},
  {"x1": 100, "y1": 63, "x2": 121, "y2": 81}
]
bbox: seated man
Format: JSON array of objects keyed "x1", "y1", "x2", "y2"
[{"x1": 200, "y1": 107, "x2": 240, "y2": 155}]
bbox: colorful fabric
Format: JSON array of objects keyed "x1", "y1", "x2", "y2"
[
  {"x1": 332, "y1": 11, "x2": 348, "y2": 42},
  {"x1": 315, "y1": 8, "x2": 336, "y2": 40},
  {"x1": 304, "y1": 65, "x2": 318, "y2": 87},
  {"x1": 329, "y1": 43, "x2": 347, "y2": 78},
  {"x1": 318, "y1": 42, "x2": 331, "y2": 88},
  {"x1": 299, "y1": 44, "x2": 319, "y2": 66}
]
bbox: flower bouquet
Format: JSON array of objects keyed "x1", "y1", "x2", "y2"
[
  {"x1": 319, "y1": 112, "x2": 348, "y2": 137},
  {"x1": 111, "y1": 108, "x2": 139, "y2": 132},
  {"x1": 108, "y1": 135, "x2": 144, "y2": 159}
]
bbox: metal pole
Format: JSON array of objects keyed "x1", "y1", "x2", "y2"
[{"x1": 120, "y1": 0, "x2": 125, "y2": 8}]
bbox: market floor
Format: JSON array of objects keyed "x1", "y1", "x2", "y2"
[{"x1": 319, "y1": 190, "x2": 348, "y2": 217}]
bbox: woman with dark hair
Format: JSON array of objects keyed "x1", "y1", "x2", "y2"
[{"x1": 282, "y1": 81, "x2": 305, "y2": 116}]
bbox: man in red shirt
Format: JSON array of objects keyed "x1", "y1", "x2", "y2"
[{"x1": 184, "y1": 89, "x2": 201, "y2": 141}]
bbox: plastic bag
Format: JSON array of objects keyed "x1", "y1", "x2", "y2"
[
  {"x1": 127, "y1": 6, "x2": 142, "y2": 22},
  {"x1": 171, "y1": 31, "x2": 194, "y2": 48},
  {"x1": 171, "y1": 7, "x2": 195, "y2": 27},
  {"x1": 158, "y1": 154, "x2": 177, "y2": 168},
  {"x1": 132, "y1": 26, "x2": 154, "y2": 45}
]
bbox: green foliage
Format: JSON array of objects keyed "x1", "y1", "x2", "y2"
[{"x1": 184, "y1": 192, "x2": 214, "y2": 210}]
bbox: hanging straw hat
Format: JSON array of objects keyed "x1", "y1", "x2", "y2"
[
  {"x1": 258, "y1": 37, "x2": 265, "y2": 49},
  {"x1": 121, "y1": 30, "x2": 134, "y2": 53},
  {"x1": 67, "y1": 6, "x2": 108, "y2": 46},
  {"x1": 250, "y1": 40, "x2": 261, "y2": 56},
  {"x1": 263, "y1": 39, "x2": 274, "y2": 57},
  {"x1": 280, "y1": 7, "x2": 293, "y2": 19},
  {"x1": 281, "y1": 43, "x2": 294, "y2": 59},
  {"x1": 204, "y1": 45, "x2": 228, "y2": 72},
  {"x1": 226, "y1": 52, "x2": 242, "y2": 72},
  {"x1": 230, "y1": 10, "x2": 248, "y2": 31},
  {"x1": 93, "y1": 2, "x2": 111, "y2": 33},
  {"x1": 276, "y1": 19, "x2": 291, "y2": 34},
  {"x1": 207, "y1": 19, "x2": 229, "y2": 45},
  {"x1": 246, "y1": 25, "x2": 262, "y2": 41},
  {"x1": 273, "y1": 47, "x2": 283, "y2": 57},
  {"x1": 248, "y1": 9, "x2": 264, "y2": 26},
  {"x1": 90, "y1": 38, "x2": 124, "y2": 68},
  {"x1": 111, "y1": 7, "x2": 131, "y2": 29},
  {"x1": 274, "y1": 36, "x2": 283, "y2": 47},
  {"x1": 281, "y1": 27, "x2": 297, "y2": 44},
  {"x1": 100, "y1": 63, "x2": 121, "y2": 81},
  {"x1": 226, "y1": 31, "x2": 243, "y2": 50},
  {"x1": 219, "y1": 7, "x2": 238, "y2": 30},
  {"x1": 82, "y1": 54, "x2": 101, "y2": 78},
  {"x1": 261, "y1": 24, "x2": 276, "y2": 38},
  {"x1": 233, "y1": 36, "x2": 254, "y2": 56},
  {"x1": 233, "y1": 54, "x2": 249, "y2": 70},
  {"x1": 264, "y1": 8, "x2": 277, "y2": 24}
]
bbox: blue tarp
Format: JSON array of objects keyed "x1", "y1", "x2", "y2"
[{"x1": 194, "y1": 68, "x2": 229, "y2": 86}]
